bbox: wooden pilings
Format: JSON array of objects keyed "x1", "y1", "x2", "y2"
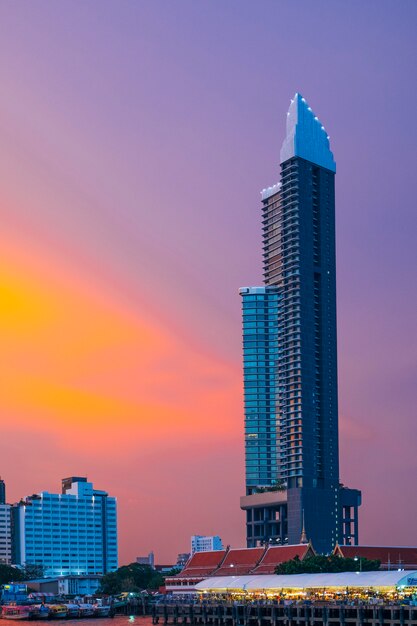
[{"x1": 152, "y1": 602, "x2": 417, "y2": 626}]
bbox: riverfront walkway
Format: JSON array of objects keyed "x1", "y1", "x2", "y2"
[{"x1": 152, "y1": 602, "x2": 417, "y2": 626}]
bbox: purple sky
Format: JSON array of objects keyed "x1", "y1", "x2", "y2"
[{"x1": 0, "y1": 1, "x2": 416, "y2": 562}]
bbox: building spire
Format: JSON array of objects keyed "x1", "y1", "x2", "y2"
[
  {"x1": 280, "y1": 93, "x2": 336, "y2": 172},
  {"x1": 300, "y1": 510, "x2": 308, "y2": 544}
]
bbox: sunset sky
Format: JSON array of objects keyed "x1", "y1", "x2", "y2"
[{"x1": 0, "y1": 1, "x2": 416, "y2": 563}]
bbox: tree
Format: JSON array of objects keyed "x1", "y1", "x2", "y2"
[
  {"x1": 275, "y1": 555, "x2": 380, "y2": 575},
  {"x1": 99, "y1": 563, "x2": 165, "y2": 595},
  {"x1": 256, "y1": 480, "x2": 287, "y2": 493},
  {"x1": 162, "y1": 567, "x2": 181, "y2": 577},
  {"x1": 21, "y1": 564, "x2": 45, "y2": 580},
  {"x1": 98, "y1": 571, "x2": 121, "y2": 595},
  {"x1": 0, "y1": 564, "x2": 24, "y2": 586}
]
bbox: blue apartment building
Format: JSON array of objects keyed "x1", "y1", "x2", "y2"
[
  {"x1": 240, "y1": 286, "x2": 281, "y2": 490},
  {"x1": 12, "y1": 477, "x2": 117, "y2": 577}
]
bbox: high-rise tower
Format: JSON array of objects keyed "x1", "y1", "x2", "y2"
[
  {"x1": 0, "y1": 478, "x2": 5, "y2": 505},
  {"x1": 240, "y1": 94, "x2": 361, "y2": 554},
  {"x1": 0, "y1": 478, "x2": 11, "y2": 564}
]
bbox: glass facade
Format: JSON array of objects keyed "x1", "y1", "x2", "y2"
[
  {"x1": 241, "y1": 94, "x2": 361, "y2": 553},
  {"x1": 191, "y1": 535, "x2": 223, "y2": 553},
  {"x1": 12, "y1": 478, "x2": 117, "y2": 577},
  {"x1": 262, "y1": 157, "x2": 339, "y2": 491},
  {"x1": 0, "y1": 504, "x2": 11, "y2": 564},
  {"x1": 241, "y1": 286, "x2": 281, "y2": 491}
]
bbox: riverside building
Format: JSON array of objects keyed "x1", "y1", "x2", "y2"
[
  {"x1": 12, "y1": 477, "x2": 117, "y2": 577},
  {"x1": 240, "y1": 94, "x2": 361, "y2": 553}
]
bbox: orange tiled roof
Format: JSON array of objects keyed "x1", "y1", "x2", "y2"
[
  {"x1": 169, "y1": 544, "x2": 316, "y2": 581},
  {"x1": 187, "y1": 550, "x2": 227, "y2": 567},
  {"x1": 335, "y1": 545, "x2": 417, "y2": 569},
  {"x1": 252, "y1": 544, "x2": 313, "y2": 574},
  {"x1": 173, "y1": 549, "x2": 227, "y2": 578},
  {"x1": 214, "y1": 548, "x2": 265, "y2": 576}
]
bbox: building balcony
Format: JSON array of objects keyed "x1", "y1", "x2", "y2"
[{"x1": 240, "y1": 490, "x2": 288, "y2": 511}]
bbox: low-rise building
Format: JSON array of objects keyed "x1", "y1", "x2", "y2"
[
  {"x1": 195, "y1": 570, "x2": 417, "y2": 597},
  {"x1": 23, "y1": 575, "x2": 101, "y2": 596},
  {"x1": 333, "y1": 545, "x2": 417, "y2": 570},
  {"x1": 191, "y1": 535, "x2": 223, "y2": 554},
  {"x1": 155, "y1": 563, "x2": 176, "y2": 573},
  {"x1": 165, "y1": 544, "x2": 315, "y2": 593},
  {"x1": 136, "y1": 552, "x2": 155, "y2": 568},
  {"x1": 177, "y1": 553, "x2": 191, "y2": 568}
]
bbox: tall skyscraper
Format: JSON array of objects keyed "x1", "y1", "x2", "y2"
[
  {"x1": 0, "y1": 477, "x2": 11, "y2": 565},
  {"x1": 12, "y1": 477, "x2": 118, "y2": 576},
  {"x1": 240, "y1": 94, "x2": 361, "y2": 554},
  {"x1": 0, "y1": 477, "x2": 5, "y2": 505}
]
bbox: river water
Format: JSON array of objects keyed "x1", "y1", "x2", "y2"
[{"x1": 50, "y1": 617, "x2": 153, "y2": 626}]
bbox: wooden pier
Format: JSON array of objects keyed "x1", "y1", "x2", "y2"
[{"x1": 152, "y1": 602, "x2": 417, "y2": 626}]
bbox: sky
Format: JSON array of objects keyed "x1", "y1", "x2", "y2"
[{"x1": 0, "y1": 1, "x2": 416, "y2": 564}]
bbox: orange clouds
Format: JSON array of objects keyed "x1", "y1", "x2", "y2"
[
  {"x1": 0, "y1": 236, "x2": 242, "y2": 453},
  {"x1": 0, "y1": 232, "x2": 245, "y2": 563}
]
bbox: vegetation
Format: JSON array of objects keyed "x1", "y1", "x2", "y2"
[
  {"x1": 99, "y1": 563, "x2": 165, "y2": 595},
  {"x1": 275, "y1": 555, "x2": 381, "y2": 575},
  {"x1": 21, "y1": 564, "x2": 45, "y2": 580},
  {"x1": 163, "y1": 567, "x2": 182, "y2": 577},
  {"x1": 0, "y1": 564, "x2": 20, "y2": 586},
  {"x1": 0, "y1": 563, "x2": 45, "y2": 586},
  {"x1": 255, "y1": 480, "x2": 287, "y2": 493}
]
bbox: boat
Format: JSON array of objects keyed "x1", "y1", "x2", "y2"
[
  {"x1": 29, "y1": 604, "x2": 50, "y2": 620},
  {"x1": 0, "y1": 605, "x2": 31, "y2": 620},
  {"x1": 48, "y1": 604, "x2": 68, "y2": 619},
  {"x1": 77, "y1": 603, "x2": 95, "y2": 618},
  {"x1": 111, "y1": 599, "x2": 127, "y2": 610},
  {"x1": 93, "y1": 604, "x2": 111, "y2": 617},
  {"x1": 64, "y1": 603, "x2": 81, "y2": 618}
]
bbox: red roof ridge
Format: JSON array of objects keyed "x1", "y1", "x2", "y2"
[
  {"x1": 211, "y1": 547, "x2": 265, "y2": 576},
  {"x1": 217, "y1": 545, "x2": 230, "y2": 569},
  {"x1": 267, "y1": 543, "x2": 307, "y2": 548},
  {"x1": 227, "y1": 546, "x2": 265, "y2": 551},
  {"x1": 209, "y1": 546, "x2": 230, "y2": 576},
  {"x1": 250, "y1": 543, "x2": 315, "y2": 574},
  {"x1": 337, "y1": 543, "x2": 417, "y2": 550},
  {"x1": 249, "y1": 545, "x2": 270, "y2": 573}
]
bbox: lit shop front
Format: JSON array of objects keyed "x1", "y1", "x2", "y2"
[{"x1": 195, "y1": 572, "x2": 417, "y2": 603}]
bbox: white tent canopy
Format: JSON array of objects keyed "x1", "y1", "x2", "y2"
[{"x1": 196, "y1": 571, "x2": 417, "y2": 591}]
